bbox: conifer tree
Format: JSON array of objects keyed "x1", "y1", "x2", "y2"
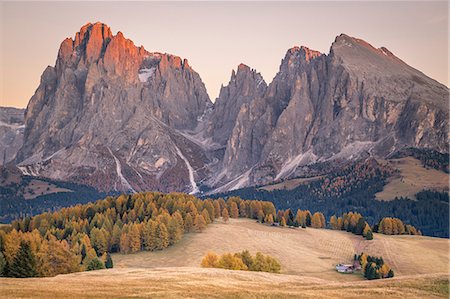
[
  {"x1": 201, "y1": 209, "x2": 212, "y2": 225},
  {"x1": 0, "y1": 252, "x2": 6, "y2": 276},
  {"x1": 87, "y1": 258, "x2": 105, "y2": 271},
  {"x1": 8, "y1": 241, "x2": 38, "y2": 278},
  {"x1": 330, "y1": 215, "x2": 339, "y2": 230},
  {"x1": 365, "y1": 230, "x2": 373, "y2": 240},
  {"x1": 213, "y1": 201, "x2": 221, "y2": 219},
  {"x1": 155, "y1": 222, "x2": 169, "y2": 250},
  {"x1": 194, "y1": 214, "x2": 207, "y2": 232},
  {"x1": 104, "y1": 253, "x2": 113, "y2": 269},
  {"x1": 230, "y1": 202, "x2": 239, "y2": 218},
  {"x1": 184, "y1": 213, "x2": 193, "y2": 232},
  {"x1": 222, "y1": 208, "x2": 229, "y2": 223}
]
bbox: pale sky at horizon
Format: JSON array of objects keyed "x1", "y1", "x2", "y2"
[{"x1": 0, "y1": 1, "x2": 448, "y2": 108}]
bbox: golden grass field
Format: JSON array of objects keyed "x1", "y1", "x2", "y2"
[
  {"x1": 1, "y1": 218, "x2": 448, "y2": 298},
  {"x1": 376, "y1": 157, "x2": 449, "y2": 201}
]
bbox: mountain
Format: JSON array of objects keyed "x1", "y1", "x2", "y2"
[
  {"x1": 207, "y1": 35, "x2": 448, "y2": 190},
  {"x1": 15, "y1": 22, "x2": 212, "y2": 193},
  {"x1": 0, "y1": 107, "x2": 25, "y2": 165},
  {"x1": 13, "y1": 24, "x2": 448, "y2": 194}
]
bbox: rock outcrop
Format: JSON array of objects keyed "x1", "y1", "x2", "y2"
[
  {"x1": 14, "y1": 24, "x2": 448, "y2": 193},
  {"x1": 16, "y1": 22, "x2": 212, "y2": 193},
  {"x1": 0, "y1": 107, "x2": 25, "y2": 165},
  {"x1": 208, "y1": 35, "x2": 448, "y2": 189}
]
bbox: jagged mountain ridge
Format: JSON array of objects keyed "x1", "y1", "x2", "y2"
[
  {"x1": 208, "y1": 34, "x2": 448, "y2": 190},
  {"x1": 13, "y1": 23, "x2": 449, "y2": 194}
]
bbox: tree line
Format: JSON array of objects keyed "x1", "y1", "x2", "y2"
[
  {"x1": 0, "y1": 192, "x2": 421, "y2": 278},
  {"x1": 211, "y1": 158, "x2": 448, "y2": 237},
  {"x1": 0, "y1": 193, "x2": 276, "y2": 277},
  {"x1": 201, "y1": 250, "x2": 281, "y2": 273}
]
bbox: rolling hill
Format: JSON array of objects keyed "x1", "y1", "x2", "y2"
[{"x1": 1, "y1": 219, "x2": 448, "y2": 298}]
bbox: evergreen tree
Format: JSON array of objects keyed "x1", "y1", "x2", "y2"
[
  {"x1": 355, "y1": 217, "x2": 366, "y2": 235},
  {"x1": 305, "y1": 212, "x2": 312, "y2": 227},
  {"x1": 104, "y1": 253, "x2": 113, "y2": 269},
  {"x1": 87, "y1": 258, "x2": 105, "y2": 271},
  {"x1": 8, "y1": 241, "x2": 38, "y2": 278},
  {"x1": 365, "y1": 230, "x2": 373, "y2": 240},
  {"x1": 0, "y1": 252, "x2": 6, "y2": 276}
]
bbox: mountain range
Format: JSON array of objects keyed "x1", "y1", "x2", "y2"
[{"x1": 7, "y1": 22, "x2": 449, "y2": 194}]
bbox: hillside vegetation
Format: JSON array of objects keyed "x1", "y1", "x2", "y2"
[
  {"x1": 1, "y1": 219, "x2": 448, "y2": 298},
  {"x1": 375, "y1": 157, "x2": 448, "y2": 201}
]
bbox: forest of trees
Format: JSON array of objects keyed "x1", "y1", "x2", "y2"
[
  {"x1": 389, "y1": 147, "x2": 449, "y2": 173},
  {"x1": 375, "y1": 217, "x2": 421, "y2": 235},
  {"x1": 211, "y1": 159, "x2": 449, "y2": 237},
  {"x1": 0, "y1": 193, "x2": 277, "y2": 277},
  {"x1": 0, "y1": 191, "x2": 423, "y2": 277},
  {"x1": 201, "y1": 250, "x2": 281, "y2": 273},
  {"x1": 357, "y1": 252, "x2": 394, "y2": 280}
]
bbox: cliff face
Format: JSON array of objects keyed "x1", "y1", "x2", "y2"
[
  {"x1": 14, "y1": 24, "x2": 448, "y2": 193},
  {"x1": 16, "y1": 22, "x2": 212, "y2": 193},
  {"x1": 0, "y1": 107, "x2": 24, "y2": 165},
  {"x1": 209, "y1": 35, "x2": 448, "y2": 189}
]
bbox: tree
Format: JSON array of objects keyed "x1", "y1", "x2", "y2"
[
  {"x1": 156, "y1": 223, "x2": 169, "y2": 250},
  {"x1": 305, "y1": 212, "x2": 312, "y2": 227},
  {"x1": 230, "y1": 202, "x2": 239, "y2": 218},
  {"x1": 238, "y1": 250, "x2": 254, "y2": 269},
  {"x1": 355, "y1": 217, "x2": 366, "y2": 235},
  {"x1": 167, "y1": 217, "x2": 183, "y2": 245},
  {"x1": 213, "y1": 201, "x2": 221, "y2": 219},
  {"x1": 87, "y1": 258, "x2": 105, "y2": 271},
  {"x1": 119, "y1": 233, "x2": 130, "y2": 254},
  {"x1": 37, "y1": 236, "x2": 80, "y2": 276},
  {"x1": 104, "y1": 253, "x2": 113, "y2": 269},
  {"x1": 217, "y1": 253, "x2": 247, "y2": 270},
  {"x1": 330, "y1": 215, "x2": 339, "y2": 230},
  {"x1": 129, "y1": 224, "x2": 141, "y2": 253},
  {"x1": 311, "y1": 212, "x2": 323, "y2": 228},
  {"x1": 201, "y1": 209, "x2": 212, "y2": 225},
  {"x1": 201, "y1": 252, "x2": 219, "y2": 268},
  {"x1": 222, "y1": 208, "x2": 229, "y2": 223},
  {"x1": 265, "y1": 214, "x2": 274, "y2": 224},
  {"x1": 365, "y1": 230, "x2": 373, "y2": 240},
  {"x1": 183, "y1": 213, "x2": 193, "y2": 233},
  {"x1": 280, "y1": 217, "x2": 286, "y2": 227},
  {"x1": 0, "y1": 252, "x2": 6, "y2": 276},
  {"x1": 8, "y1": 241, "x2": 38, "y2": 278},
  {"x1": 194, "y1": 214, "x2": 207, "y2": 232}
]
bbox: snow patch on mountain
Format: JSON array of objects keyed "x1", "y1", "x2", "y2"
[
  {"x1": 174, "y1": 145, "x2": 199, "y2": 194},
  {"x1": 138, "y1": 67, "x2": 156, "y2": 82},
  {"x1": 108, "y1": 147, "x2": 136, "y2": 193}
]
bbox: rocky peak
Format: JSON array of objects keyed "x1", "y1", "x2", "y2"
[{"x1": 207, "y1": 64, "x2": 267, "y2": 146}]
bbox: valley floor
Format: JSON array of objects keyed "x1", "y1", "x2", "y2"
[{"x1": 1, "y1": 219, "x2": 448, "y2": 298}]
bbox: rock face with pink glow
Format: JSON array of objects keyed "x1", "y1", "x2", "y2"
[
  {"x1": 16, "y1": 22, "x2": 211, "y2": 193},
  {"x1": 14, "y1": 24, "x2": 448, "y2": 193}
]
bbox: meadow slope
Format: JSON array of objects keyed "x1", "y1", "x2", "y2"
[{"x1": 1, "y1": 219, "x2": 448, "y2": 298}]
